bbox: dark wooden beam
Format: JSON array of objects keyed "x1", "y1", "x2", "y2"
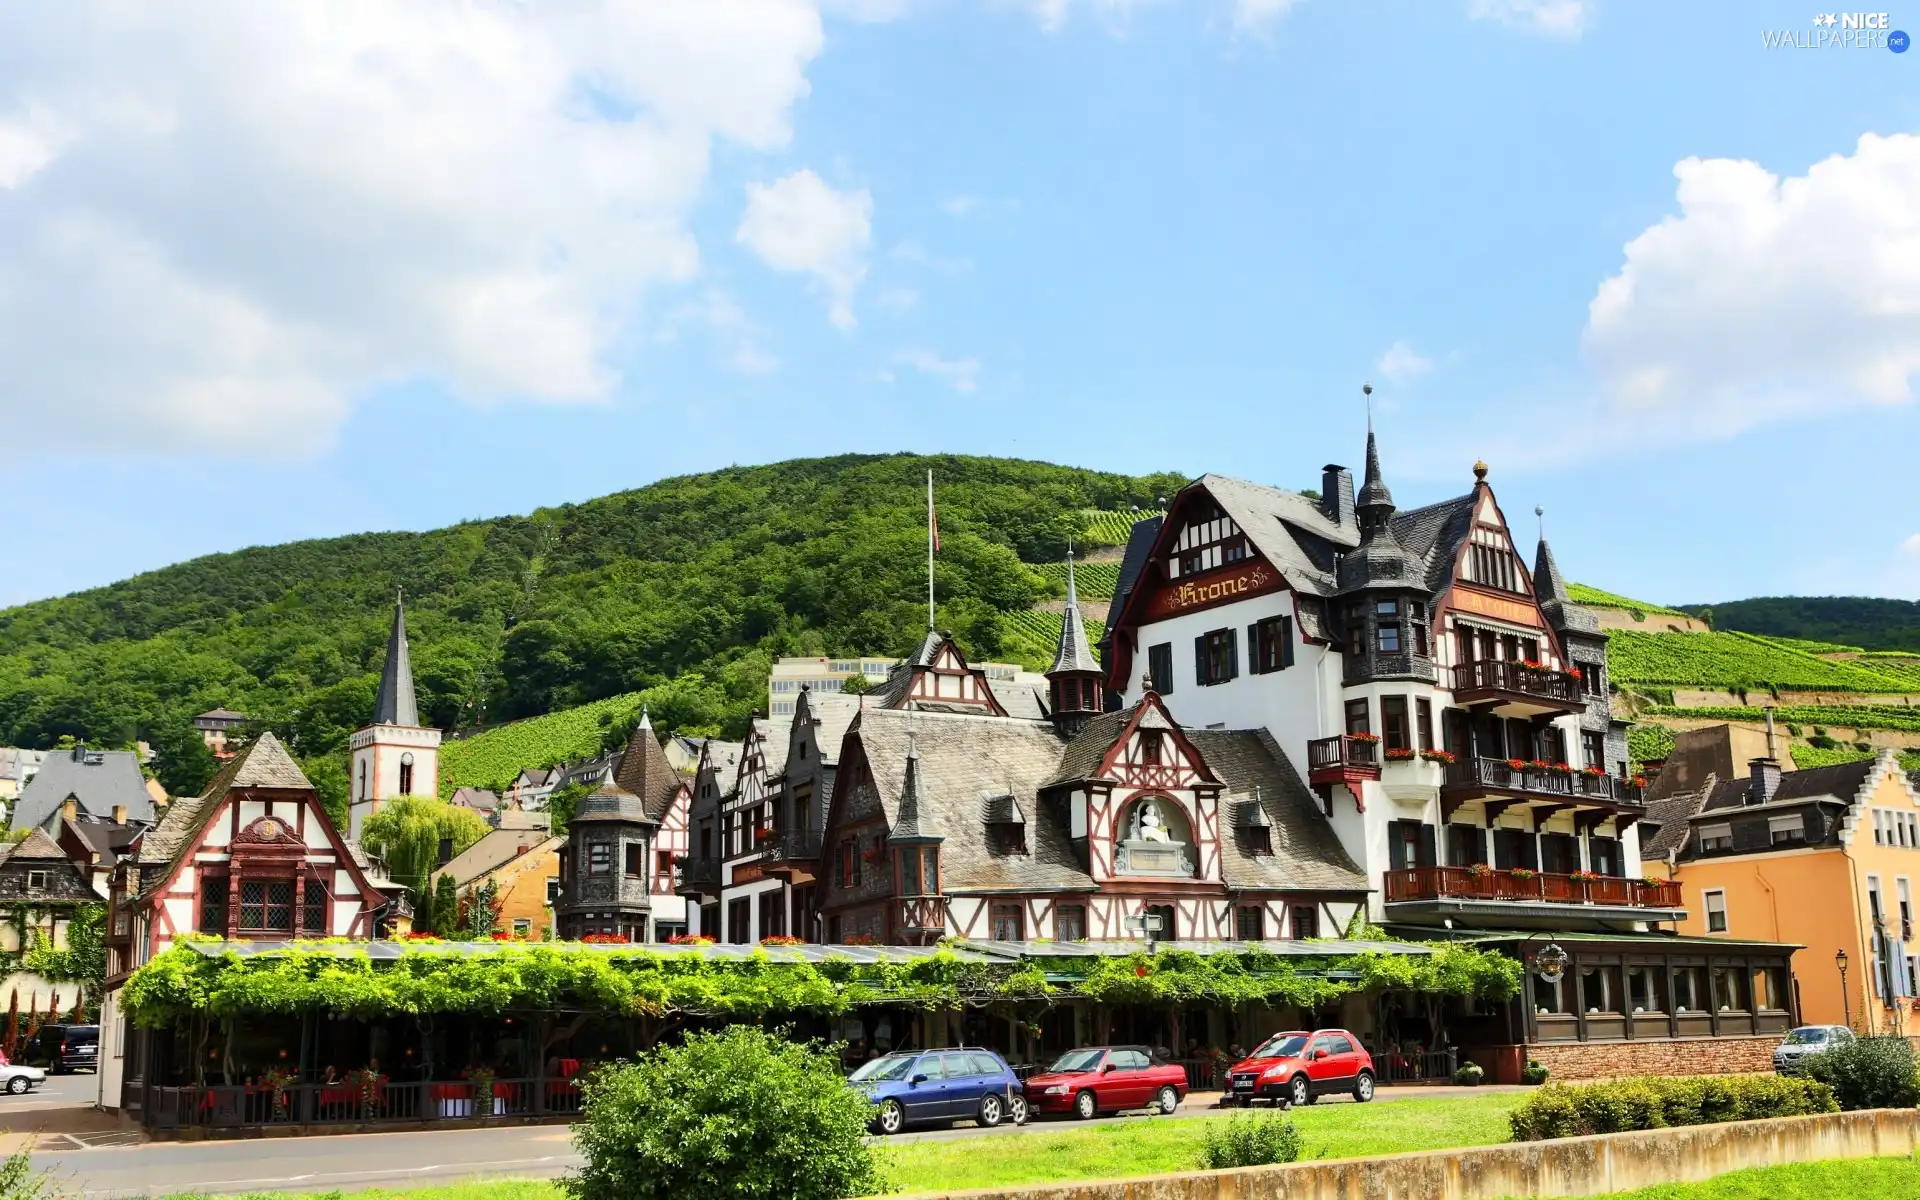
[
  {"x1": 1482, "y1": 798, "x2": 1518, "y2": 828},
  {"x1": 1532, "y1": 804, "x2": 1570, "y2": 834}
]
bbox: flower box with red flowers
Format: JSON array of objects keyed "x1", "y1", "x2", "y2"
[
  {"x1": 1383, "y1": 747, "x2": 1417, "y2": 762},
  {"x1": 1506, "y1": 758, "x2": 1530, "y2": 771},
  {"x1": 1567, "y1": 666, "x2": 1583, "y2": 680},
  {"x1": 759, "y1": 935, "x2": 805, "y2": 946},
  {"x1": 1508, "y1": 867, "x2": 1538, "y2": 881},
  {"x1": 1546, "y1": 762, "x2": 1574, "y2": 776},
  {"x1": 1464, "y1": 863, "x2": 1494, "y2": 879},
  {"x1": 1519, "y1": 659, "x2": 1549, "y2": 671},
  {"x1": 842, "y1": 933, "x2": 880, "y2": 946},
  {"x1": 580, "y1": 932, "x2": 631, "y2": 945},
  {"x1": 666, "y1": 933, "x2": 715, "y2": 946},
  {"x1": 1569, "y1": 870, "x2": 1602, "y2": 883},
  {"x1": 1420, "y1": 749, "x2": 1457, "y2": 766},
  {"x1": 1629, "y1": 774, "x2": 1649, "y2": 789},
  {"x1": 1581, "y1": 765, "x2": 1607, "y2": 778},
  {"x1": 1347, "y1": 732, "x2": 1381, "y2": 744},
  {"x1": 401, "y1": 931, "x2": 444, "y2": 942}
]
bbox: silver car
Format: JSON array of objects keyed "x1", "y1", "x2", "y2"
[
  {"x1": 0, "y1": 1064, "x2": 46, "y2": 1095},
  {"x1": 1774, "y1": 1024, "x2": 1853, "y2": 1073}
]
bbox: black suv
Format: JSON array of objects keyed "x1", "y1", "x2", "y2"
[{"x1": 26, "y1": 1025, "x2": 98, "y2": 1074}]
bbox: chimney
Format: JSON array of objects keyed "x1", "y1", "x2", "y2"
[
  {"x1": 1748, "y1": 758, "x2": 1783, "y2": 806},
  {"x1": 1321, "y1": 464, "x2": 1354, "y2": 526},
  {"x1": 111, "y1": 805, "x2": 126, "y2": 826},
  {"x1": 60, "y1": 796, "x2": 77, "y2": 825},
  {"x1": 1764, "y1": 708, "x2": 1778, "y2": 759},
  {"x1": 437, "y1": 836, "x2": 454, "y2": 866}
]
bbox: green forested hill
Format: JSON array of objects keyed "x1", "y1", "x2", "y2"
[
  {"x1": 1680, "y1": 597, "x2": 1920, "y2": 653},
  {"x1": 0, "y1": 454, "x2": 1185, "y2": 780}
]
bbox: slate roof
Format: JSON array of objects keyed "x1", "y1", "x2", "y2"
[
  {"x1": 1663, "y1": 756, "x2": 1899, "y2": 862},
  {"x1": 611, "y1": 726, "x2": 687, "y2": 822},
  {"x1": 63, "y1": 819, "x2": 140, "y2": 869},
  {"x1": 449, "y1": 787, "x2": 502, "y2": 812},
  {"x1": 1101, "y1": 514, "x2": 1163, "y2": 653},
  {"x1": 194, "y1": 708, "x2": 250, "y2": 722},
  {"x1": 1048, "y1": 707, "x2": 1134, "y2": 785},
  {"x1": 1389, "y1": 495, "x2": 1476, "y2": 594},
  {"x1": 852, "y1": 708, "x2": 1094, "y2": 893},
  {"x1": 136, "y1": 732, "x2": 313, "y2": 870},
  {"x1": 798, "y1": 691, "x2": 865, "y2": 766},
  {"x1": 986, "y1": 672, "x2": 1049, "y2": 721},
  {"x1": 1187, "y1": 729, "x2": 1368, "y2": 893},
  {"x1": 3, "y1": 829, "x2": 70, "y2": 862},
  {"x1": 1049, "y1": 554, "x2": 1100, "y2": 675},
  {"x1": 433, "y1": 830, "x2": 560, "y2": 890},
  {"x1": 744, "y1": 715, "x2": 794, "y2": 783},
  {"x1": 13, "y1": 746, "x2": 157, "y2": 832},
  {"x1": 371, "y1": 599, "x2": 421, "y2": 727},
  {"x1": 1638, "y1": 783, "x2": 1710, "y2": 859},
  {"x1": 1697, "y1": 758, "x2": 1876, "y2": 815},
  {"x1": 573, "y1": 783, "x2": 650, "y2": 824},
  {"x1": 1534, "y1": 538, "x2": 1601, "y2": 636},
  {"x1": 1199, "y1": 473, "x2": 1354, "y2": 597}
]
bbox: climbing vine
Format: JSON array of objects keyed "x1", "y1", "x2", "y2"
[{"x1": 119, "y1": 936, "x2": 1518, "y2": 1029}]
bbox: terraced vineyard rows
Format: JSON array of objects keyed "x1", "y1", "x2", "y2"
[
  {"x1": 1646, "y1": 704, "x2": 1920, "y2": 733},
  {"x1": 1078, "y1": 508, "x2": 1162, "y2": 547},
  {"x1": 1565, "y1": 583, "x2": 1688, "y2": 617},
  {"x1": 1790, "y1": 745, "x2": 1920, "y2": 772},
  {"x1": 439, "y1": 690, "x2": 646, "y2": 793},
  {"x1": 1000, "y1": 609, "x2": 1106, "y2": 669},
  {"x1": 1608, "y1": 630, "x2": 1915, "y2": 693},
  {"x1": 1033, "y1": 560, "x2": 1121, "y2": 600}
]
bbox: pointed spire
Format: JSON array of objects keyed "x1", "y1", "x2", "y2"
[
  {"x1": 1356, "y1": 426, "x2": 1394, "y2": 514},
  {"x1": 372, "y1": 592, "x2": 420, "y2": 727},
  {"x1": 1533, "y1": 535, "x2": 1571, "y2": 605},
  {"x1": 638, "y1": 705, "x2": 652, "y2": 732},
  {"x1": 1048, "y1": 545, "x2": 1099, "y2": 676},
  {"x1": 889, "y1": 722, "x2": 943, "y2": 842}
]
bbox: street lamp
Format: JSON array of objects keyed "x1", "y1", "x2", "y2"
[{"x1": 1836, "y1": 950, "x2": 1851, "y2": 1030}]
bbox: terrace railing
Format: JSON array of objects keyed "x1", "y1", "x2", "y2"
[
  {"x1": 1307, "y1": 735, "x2": 1380, "y2": 775},
  {"x1": 1443, "y1": 757, "x2": 1644, "y2": 805},
  {"x1": 1383, "y1": 866, "x2": 1683, "y2": 910},
  {"x1": 1449, "y1": 660, "x2": 1583, "y2": 706},
  {"x1": 144, "y1": 1076, "x2": 585, "y2": 1131}
]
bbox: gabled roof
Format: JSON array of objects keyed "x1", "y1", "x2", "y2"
[
  {"x1": 611, "y1": 726, "x2": 688, "y2": 822},
  {"x1": 449, "y1": 787, "x2": 502, "y2": 812},
  {"x1": 2, "y1": 829, "x2": 70, "y2": 863},
  {"x1": 431, "y1": 830, "x2": 559, "y2": 890},
  {"x1": 1101, "y1": 514, "x2": 1162, "y2": 653},
  {"x1": 1638, "y1": 780, "x2": 1711, "y2": 859},
  {"x1": 796, "y1": 691, "x2": 864, "y2": 766},
  {"x1": 13, "y1": 746, "x2": 156, "y2": 832},
  {"x1": 1390, "y1": 495, "x2": 1476, "y2": 594},
  {"x1": 135, "y1": 732, "x2": 313, "y2": 869},
  {"x1": 742, "y1": 715, "x2": 794, "y2": 784},
  {"x1": 1197, "y1": 473, "x2": 1354, "y2": 598},
  {"x1": 371, "y1": 598, "x2": 421, "y2": 727}
]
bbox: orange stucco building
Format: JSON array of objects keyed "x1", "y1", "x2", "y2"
[
  {"x1": 1644, "y1": 749, "x2": 1920, "y2": 1033},
  {"x1": 431, "y1": 811, "x2": 562, "y2": 939}
]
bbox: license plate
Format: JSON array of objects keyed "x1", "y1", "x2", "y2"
[{"x1": 1233, "y1": 1078, "x2": 1254, "y2": 1090}]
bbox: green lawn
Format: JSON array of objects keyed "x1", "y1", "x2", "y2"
[
  {"x1": 887, "y1": 1093, "x2": 1526, "y2": 1192},
  {"x1": 1580, "y1": 1156, "x2": 1920, "y2": 1199}
]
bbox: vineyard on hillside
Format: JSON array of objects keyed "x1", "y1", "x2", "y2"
[
  {"x1": 1565, "y1": 583, "x2": 1688, "y2": 618},
  {"x1": 1078, "y1": 509, "x2": 1162, "y2": 547},
  {"x1": 1607, "y1": 630, "x2": 1917, "y2": 694},
  {"x1": 1033, "y1": 561, "x2": 1121, "y2": 600},
  {"x1": 1000, "y1": 609, "x2": 1106, "y2": 671},
  {"x1": 1789, "y1": 745, "x2": 1920, "y2": 772},
  {"x1": 439, "y1": 690, "x2": 646, "y2": 793},
  {"x1": 1645, "y1": 704, "x2": 1920, "y2": 734}
]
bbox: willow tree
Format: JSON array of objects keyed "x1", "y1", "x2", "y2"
[{"x1": 359, "y1": 797, "x2": 490, "y2": 914}]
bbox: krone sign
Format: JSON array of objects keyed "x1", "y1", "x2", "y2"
[{"x1": 1147, "y1": 562, "x2": 1280, "y2": 620}]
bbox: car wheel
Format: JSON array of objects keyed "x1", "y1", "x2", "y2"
[
  {"x1": 1009, "y1": 1093, "x2": 1030, "y2": 1126},
  {"x1": 1353, "y1": 1071, "x2": 1375, "y2": 1103},
  {"x1": 873, "y1": 1099, "x2": 906, "y2": 1136},
  {"x1": 1073, "y1": 1089, "x2": 1098, "y2": 1120},
  {"x1": 1288, "y1": 1075, "x2": 1312, "y2": 1108},
  {"x1": 1155, "y1": 1086, "x2": 1179, "y2": 1115},
  {"x1": 978, "y1": 1093, "x2": 1005, "y2": 1128},
  {"x1": 5, "y1": 1078, "x2": 25, "y2": 1095}
]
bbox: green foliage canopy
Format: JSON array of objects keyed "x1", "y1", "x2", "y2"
[{"x1": 359, "y1": 798, "x2": 490, "y2": 905}]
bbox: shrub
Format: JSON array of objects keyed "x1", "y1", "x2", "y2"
[
  {"x1": 1453, "y1": 1062, "x2": 1484, "y2": 1086},
  {"x1": 564, "y1": 1027, "x2": 888, "y2": 1200},
  {"x1": 1198, "y1": 1110, "x2": 1302, "y2": 1170},
  {"x1": 1508, "y1": 1075, "x2": 1836, "y2": 1141},
  {"x1": 1799, "y1": 1036, "x2": 1920, "y2": 1111},
  {"x1": 1521, "y1": 1060, "x2": 1550, "y2": 1086}
]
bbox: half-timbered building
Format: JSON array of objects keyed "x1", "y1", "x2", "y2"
[{"x1": 553, "y1": 713, "x2": 691, "y2": 942}]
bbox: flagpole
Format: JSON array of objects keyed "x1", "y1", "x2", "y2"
[{"x1": 926, "y1": 469, "x2": 936, "y2": 631}]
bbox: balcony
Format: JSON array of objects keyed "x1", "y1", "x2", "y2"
[
  {"x1": 894, "y1": 895, "x2": 950, "y2": 942},
  {"x1": 763, "y1": 829, "x2": 822, "y2": 880},
  {"x1": 674, "y1": 855, "x2": 721, "y2": 899},
  {"x1": 1447, "y1": 660, "x2": 1586, "y2": 717},
  {"x1": 1384, "y1": 865, "x2": 1684, "y2": 915},
  {"x1": 1307, "y1": 734, "x2": 1381, "y2": 790},
  {"x1": 1440, "y1": 757, "x2": 1644, "y2": 814}
]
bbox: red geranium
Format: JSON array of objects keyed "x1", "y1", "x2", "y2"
[{"x1": 581, "y1": 932, "x2": 631, "y2": 945}]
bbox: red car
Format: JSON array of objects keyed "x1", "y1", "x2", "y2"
[
  {"x1": 1022, "y1": 1045, "x2": 1188, "y2": 1120},
  {"x1": 1224, "y1": 1028, "x2": 1375, "y2": 1107}
]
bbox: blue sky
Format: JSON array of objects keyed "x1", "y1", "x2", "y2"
[{"x1": 1, "y1": 0, "x2": 1916, "y2": 609}]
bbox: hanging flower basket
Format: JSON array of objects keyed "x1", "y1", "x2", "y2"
[
  {"x1": 1420, "y1": 749, "x2": 1457, "y2": 766},
  {"x1": 1383, "y1": 747, "x2": 1417, "y2": 762}
]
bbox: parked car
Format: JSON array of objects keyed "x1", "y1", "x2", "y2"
[
  {"x1": 0, "y1": 1064, "x2": 45, "y2": 1096},
  {"x1": 849, "y1": 1047, "x2": 1029, "y2": 1135},
  {"x1": 24, "y1": 1024, "x2": 98, "y2": 1074},
  {"x1": 1021, "y1": 1045, "x2": 1188, "y2": 1120},
  {"x1": 1774, "y1": 1024, "x2": 1855, "y2": 1073},
  {"x1": 1225, "y1": 1028, "x2": 1375, "y2": 1107}
]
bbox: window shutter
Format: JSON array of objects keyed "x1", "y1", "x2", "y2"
[
  {"x1": 1472, "y1": 826, "x2": 1488, "y2": 867},
  {"x1": 1521, "y1": 833, "x2": 1539, "y2": 870},
  {"x1": 1194, "y1": 635, "x2": 1208, "y2": 686},
  {"x1": 1388, "y1": 822, "x2": 1409, "y2": 872},
  {"x1": 1225, "y1": 628, "x2": 1240, "y2": 680},
  {"x1": 1247, "y1": 624, "x2": 1261, "y2": 672},
  {"x1": 1281, "y1": 616, "x2": 1295, "y2": 668},
  {"x1": 1416, "y1": 823, "x2": 1438, "y2": 869}
]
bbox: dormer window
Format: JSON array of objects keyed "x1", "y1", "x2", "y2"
[
  {"x1": 1167, "y1": 502, "x2": 1248, "y2": 578},
  {"x1": 26, "y1": 871, "x2": 46, "y2": 892}
]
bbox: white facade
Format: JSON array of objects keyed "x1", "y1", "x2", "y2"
[{"x1": 347, "y1": 723, "x2": 441, "y2": 838}]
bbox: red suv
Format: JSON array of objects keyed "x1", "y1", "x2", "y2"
[
  {"x1": 1225, "y1": 1029, "x2": 1375, "y2": 1107},
  {"x1": 1022, "y1": 1045, "x2": 1189, "y2": 1120}
]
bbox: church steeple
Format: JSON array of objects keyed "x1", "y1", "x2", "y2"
[
  {"x1": 1046, "y1": 547, "x2": 1105, "y2": 737},
  {"x1": 372, "y1": 593, "x2": 420, "y2": 728},
  {"x1": 1355, "y1": 424, "x2": 1396, "y2": 534},
  {"x1": 1338, "y1": 425, "x2": 1413, "y2": 592}
]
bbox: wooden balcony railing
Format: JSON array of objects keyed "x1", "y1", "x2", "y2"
[
  {"x1": 894, "y1": 895, "x2": 950, "y2": 935},
  {"x1": 764, "y1": 829, "x2": 822, "y2": 865},
  {"x1": 144, "y1": 1075, "x2": 585, "y2": 1131},
  {"x1": 1383, "y1": 865, "x2": 1684, "y2": 909},
  {"x1": 1307, "y1": 734, "x2": 1380, "y2": 775},
  {"x1": 1442, "y1": 757, "x2": 1644, "y2": 805},
  {"x1": 1449, "y1": 660, "x2": 1583, "y2": 707},
  {"x1": 674, "y1": 856, "x2": 721, "y2": 896}
]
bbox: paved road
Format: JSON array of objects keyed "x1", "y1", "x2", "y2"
[{"x1": 31, "y1": 1085, "x2": 1522, "y2": 1197}]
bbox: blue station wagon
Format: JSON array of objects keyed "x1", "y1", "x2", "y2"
[{"x1": 848, "y1": 1047, "x2": 1029, "y2": 1134}]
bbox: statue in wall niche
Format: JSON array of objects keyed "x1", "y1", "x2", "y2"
[{"x1": 1133, "y1": 800, "x2": 1174, "y2": 844}]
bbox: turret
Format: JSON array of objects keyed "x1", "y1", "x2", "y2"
[{"x1": 1046, "y1": 549, "x2": 1106, "y2": 737}]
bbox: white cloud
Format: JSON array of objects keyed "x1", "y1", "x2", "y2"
[
  {"x1": 1467, "y1": 0, "x2": 1589, "y2": 37},
  {"x1": 1376, "y1": 340, "x2": 1434, "y2": 384},
  {"x1": 1233, "y1": 0, "x2": 1302, "y2": 34},
  {"x1": 1903, "y1": 533, "x2": 1920, "y2": 557},
  {"x1": 1023, "y1": 0, "x2": 1161, "y2": 34},
  {"x1": 1583, "y1": 133, "x2": 1920, "y2": 439},
  {"x1": 737, "y1": 169, "x2": 874, "y2": 331},
  {"x1": 0, "y1": 2, "x2": 827, "y2": 455},
  {"x1": 893, "y1": 349, "x2": 980, "y2": 392},
  {"x1": 822, "y1": 0, "x2": 911, "y2": 19}
]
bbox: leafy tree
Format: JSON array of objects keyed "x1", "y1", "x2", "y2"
[
  {"x1": 838, "y1": 673, "x2": 871, "y2": 695},
  {"x1": 431, "y1": 874, "x2": 459, "y2": 937},
  {"x1": 146, "y1": 721, "x2": 217, "y2": 800},
  {"x1": 298, "y1": 755, "x2": 351, "y2": 832},
  {"x1": 359, "y1": 798, "x2": 489, "y2": 903},
  {"x1": 565, "y1": 1027, "x2": 888, "y2": 1200},
  {"x1": 22, "y1": 905, "x2": 106, "y2": 1013},
  {"x1": 461, "y1": 877, "x2": 501, "y2": 939}
]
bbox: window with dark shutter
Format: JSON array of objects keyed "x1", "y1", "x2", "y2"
[
  {"x1": 1235, "y1": 906, "x2": 1265, "y2": 941},
  {"x1": 1148, "y1": 642, "x2": 1174, "y2": 693},
  {"x1": 1196, "y1": 629, "x2": 1237, "y2": 685},
  {"x1": 1250, "y1": 615, "x2": 1292, "y2": 674},
  {"x1": 201, "y1": 876, "x2": 229, "y2": 934}
]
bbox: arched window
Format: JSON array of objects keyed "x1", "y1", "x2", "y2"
[
  {"x1": 399, "y1": 752, "x2": 415, "y2": 796},
  {"x1": 1114, "y1": 796, "x2": 1196, "y2": 878},
  {"x1": 357, "y1": 759, "x2": 367, "y2": 800}
]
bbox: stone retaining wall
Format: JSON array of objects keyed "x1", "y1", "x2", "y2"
[
  {"x1": 1525, "y1": 1035, "x2": 1781, "y2": 1081},
  {"x1": 895, "y1": 1109, "x2": 1920, "y2": 1200}
]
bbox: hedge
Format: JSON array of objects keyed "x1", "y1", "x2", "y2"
[{"x1": 1508, "y1": 1075, "x2": 1837, "y2": 1141}]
